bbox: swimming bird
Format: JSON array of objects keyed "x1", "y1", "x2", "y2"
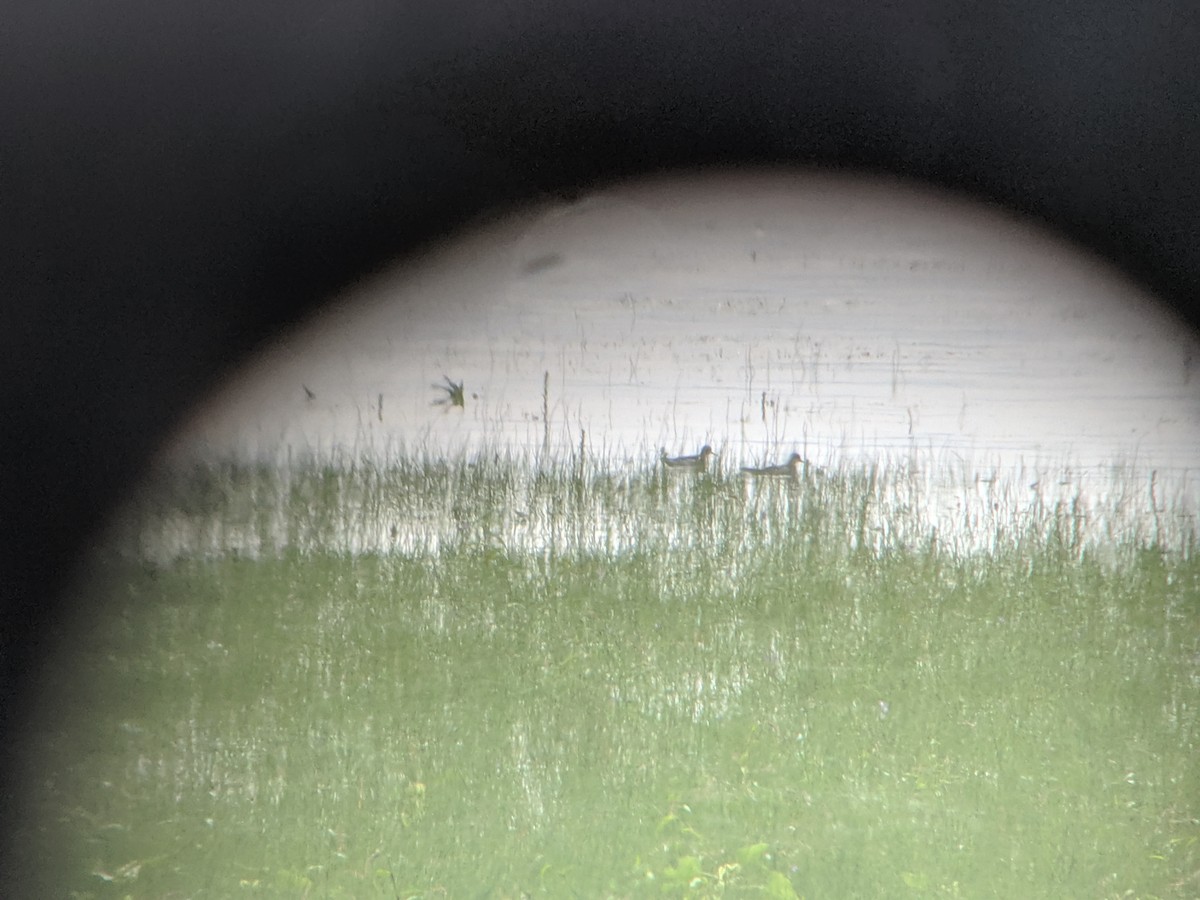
[
  {"x1": 660, "y1": 445, "x2": 714, "y2": 471},
  {"x1": 740, "y1": 452, "x2": 807, "y2": 478}
]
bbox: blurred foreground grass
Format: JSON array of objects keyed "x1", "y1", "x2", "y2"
[{"x1": 10, "y1": 453, "x2": 1199, "y2": 897}]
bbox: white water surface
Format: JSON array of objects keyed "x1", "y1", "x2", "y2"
[{"x1": 166, "y1": 170, "x2": 1199, "y2": 489}]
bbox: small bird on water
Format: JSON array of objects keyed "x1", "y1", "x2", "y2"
[
  {"x1": 740, "y1": 452, "x2": 808, "y2": 478},
  {"x1": 660, "y1": 445, "x2": 714, "y2": 471}
]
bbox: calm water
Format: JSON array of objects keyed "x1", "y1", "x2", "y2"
[
  {"x1": 152, "y1": 171, "x2": 1200, "y2": 562},
  {"x1": 170, "y1": 171, "x2": 1199, "y2": 484}
]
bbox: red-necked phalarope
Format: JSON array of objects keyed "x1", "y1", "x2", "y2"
[
  {"x1": 660, "y1": 445, "x2": 714, "y2": 471},
  {"x1": 740, "y1": 453, "x2": 808, "y2": 477}
]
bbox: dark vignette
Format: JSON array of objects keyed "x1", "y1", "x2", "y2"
[{"x1": 1, "y1": 0, "x2": 1197, "y2": 869}]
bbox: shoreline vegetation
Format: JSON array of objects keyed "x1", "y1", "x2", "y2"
[
  {"x1": 13, "y1": 445, "x2": 1199, "y2": 897},
  {"x1": 117, "y1": 444, "x2": 1196, "y2": 567}
]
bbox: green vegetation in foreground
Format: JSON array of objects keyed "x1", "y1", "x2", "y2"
[{"x1": 9, "y1": 456, "x2": 1200, "y2": 898}]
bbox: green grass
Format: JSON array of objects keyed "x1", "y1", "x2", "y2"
[{"x1": 9, "y1": 454, "x2": 1200, "y2": 897}]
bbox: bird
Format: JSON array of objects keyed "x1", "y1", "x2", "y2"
[
  {"x1": 660, "y1": 445, "x2": 714, "y2": 471},
  {"x1": 740, "y1": 452, "x2": 807, "y2": 478}
]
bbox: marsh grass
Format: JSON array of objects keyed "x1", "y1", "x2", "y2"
[
  {"x1": 118, "y1": 447, "x2": 1195, "y2": 567},
  {"x1": 11, "y1": 450, "x2": 1200, "y2": 897}
]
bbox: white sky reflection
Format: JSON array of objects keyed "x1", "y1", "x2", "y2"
[{"x1": 168, "y1": 170, "x2": 1199, "y2": 483}]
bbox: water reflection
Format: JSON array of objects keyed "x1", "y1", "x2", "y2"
[{"x1": 167, "y1": 170, "x2": 1199, "y2": 486}]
